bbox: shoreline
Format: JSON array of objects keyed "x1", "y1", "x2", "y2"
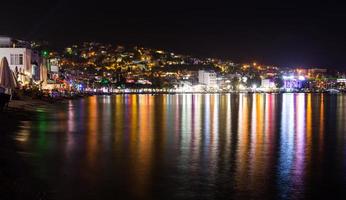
[
  {"x1": 0, "y1": 97, "x2": 56, "y2": 200},
  {"x1": 88, "y1": 91, "x2": 342, "y2": 95},
  {"x1": 0, "y1": 98, "x2": 53, "y2": 200},
  {"x1": 0, "y1": 90, "x2": 338, "y2": 118},
  {"x1": 81, "y1": 89, "x2": 344, "y2": 95},
  {"x1": 0, "y1": 91, "x2": 340, "y2": 116}
]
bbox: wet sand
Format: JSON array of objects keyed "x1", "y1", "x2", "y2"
[
  {"x1": 8, "y1": 97, "x2": 57, "y2": 112},
  {"x1": 0, "y1": 98, "x2": 57, "y2": 200}
]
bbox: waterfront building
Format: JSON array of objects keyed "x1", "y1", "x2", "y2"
[
  {"x1": 261, "y1": 79, "x2": 275, "y2": 89},
  {"x1": 0, "y1": 36, "x2": 48, "y2": 86},
  {"x1": 198, "y1": 70, "x2": 217, "y2": 86},
  {"x1": 282, "y1": 75, "x2": 306, "y2": 91},
  {"x1": 46, "y1": 58, "x2": 60, "y2": 81},
  {"x1": 0, "y1": 37, "x2": 32, "y2": 85}
]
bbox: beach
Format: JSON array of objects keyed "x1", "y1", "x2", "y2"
[{"x1": 0, "y1": 97, "x2": 57, "y2": 200}]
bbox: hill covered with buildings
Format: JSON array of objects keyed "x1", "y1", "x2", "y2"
[{"x1": 1, "y1": 36, "x2": 346, "y2": 93}]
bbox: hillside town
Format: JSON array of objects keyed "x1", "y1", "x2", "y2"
[{"x1": 1, "y1": 35, "x2": 346, "y2": 101}]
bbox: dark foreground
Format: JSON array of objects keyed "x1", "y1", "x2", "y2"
[
  {"x1": 2, "y1": 93, "x2": 346, "y2": 200},
  {"x1": 0, "y1": 109, "x2": 50, "y2": 200}
]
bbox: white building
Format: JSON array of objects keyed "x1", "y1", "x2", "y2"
[
  {"x1": 261, "y1": 79, "x2": 275, "y2": 89},
  {"x1": 47, "y1": 58, "x2": 60, "y2": 80},
  {"x1": 0, "y1": 47, "x2": 32, "y2": 84},
  {"x1": 198, "y1": 70, "x2": 217, "y2": 86},
  {"x1": 0, "y1": 36, "x2": 49, "y2": 86}
]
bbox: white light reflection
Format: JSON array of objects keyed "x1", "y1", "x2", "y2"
[
  {"x1": 278, "y1": 93, "x2": 295, "y2": 199},
  {"x1": 293, "y1": 93, "x2": 306, "y2": 189}
]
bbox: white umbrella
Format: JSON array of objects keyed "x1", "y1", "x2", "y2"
[
  {"x1": 40, "y1": 63, "x2": 47, "y2": 83},
  {"x1": 0, "y1": 57, "x2": 17, "y2": 89}
]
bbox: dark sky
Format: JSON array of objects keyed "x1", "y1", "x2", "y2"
[{"x1": 2, "y1": 1, "x2": 346, "y2": 68}]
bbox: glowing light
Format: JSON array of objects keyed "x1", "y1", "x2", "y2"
[
  {"x1": 42, "y1": 50, "x2": 49, "y2": 57},
  {"x1": 298, "y1": 76, "x2": 305, "y2": 81},
  {"x1": 283, "y1": 75, "x2": 296, "y2": 80},
  {"x1": 238, "y1": 84, "x2": 246, "y2": 90}
]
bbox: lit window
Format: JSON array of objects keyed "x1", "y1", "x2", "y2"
[{"x1": 10, "y1": 54, "x2": 24, "y2": 65}]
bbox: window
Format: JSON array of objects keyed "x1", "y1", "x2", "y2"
[
  {"x1": 10, "y1": 54, "x2": 14, "y2": 64},
  {"x1": 10, "y1": 54, "x2": 24, "y2": 65},
  {"x1": 19, "y1": 54, "x2": 23, "y2": 65}
]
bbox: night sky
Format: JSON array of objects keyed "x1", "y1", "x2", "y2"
[{"x1": 2, "y1": 1, "x2": 346, "y2": 68}]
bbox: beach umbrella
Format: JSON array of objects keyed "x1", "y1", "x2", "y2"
[
  {"x1": 39, "y1": 63, "x2": 48, "y2": 89},
  {"x1": 40, "y1": 63, "x2": 47, "y2": 83},
  {"x1": 0, "y1": 57, "x2": 17, "y2": 89},
  {"x1": 15, "y1": 66, "x2": 18, "y2": 76}
]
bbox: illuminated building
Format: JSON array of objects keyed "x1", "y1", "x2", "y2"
[
  {"x1": 0, "y1": 36, "x2": 53, "y2": 87},
  {"x1": 198, "y1": 70, "x2": 217, "y2": 86},
  {"x1": 0, "y1": 36, "x2": 33, "y2": 84},
  {"x1": 261, "y1": 79, "x2": 275, "y2": 89},
  {"x1": 282, "y1": 75, "x2": 306, "y2": 90}
]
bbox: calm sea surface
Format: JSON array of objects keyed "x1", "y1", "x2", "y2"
[{"x1": 11, "y1": 94, "x2": 346, "y2": 199}]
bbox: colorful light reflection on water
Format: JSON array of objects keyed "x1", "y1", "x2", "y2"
[{"x1": 14, "y1": 94, "x2": 346, "y2": 199}]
